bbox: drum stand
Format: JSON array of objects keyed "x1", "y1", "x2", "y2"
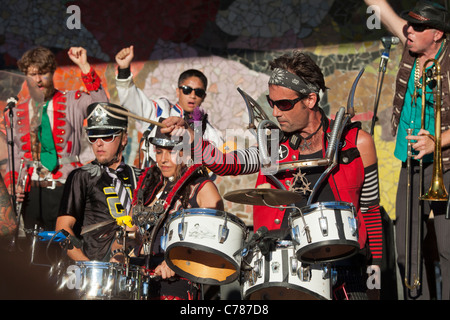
[{"x1": 115, "y1": 226, "x2": 143, "y2": 299}]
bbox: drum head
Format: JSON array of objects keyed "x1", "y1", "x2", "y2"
[
  {"x1": 246, "y1": 284, "x2": 327, "y2": 300},
  {"x1": 296, "y1": 241, "x2": 358, "y2": 263},
  {"x1": 165, "y1": 243, "x2": 239, "y2": 285}
]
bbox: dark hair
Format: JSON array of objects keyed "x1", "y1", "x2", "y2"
[
  {"x1": 17, "y1": 47, "x2": 57, "y2": 75},
  {"x1": 178, "y1": 69, "x2": 208, "y2": 89},
  {"x1": 269, "y1": 50, "x2": 327, "y2": 103}
]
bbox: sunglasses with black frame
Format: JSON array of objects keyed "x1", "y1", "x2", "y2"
[
  {"x1": 178, "y1": 85, "x2": 206, "y2": 98},
  {"x1": 266, "y1": 95, "x2": 306, "y2": 112},
  {"x1": 407, "y1": 22, "x2": 432, "y2": 32}
]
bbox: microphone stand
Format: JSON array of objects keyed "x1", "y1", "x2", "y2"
[
  {"x1": 5, "y1": 97, "x2": 19, "y2": 252},
  {"x1": 370, "y1": 44, "x2": 393, "y2": 136}
]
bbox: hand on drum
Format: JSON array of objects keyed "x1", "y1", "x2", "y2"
[
  {"x1": 155, "y1": 260, "x2": 176, "y2": 279},
  {"x1": 406, "y1": 129, "x2": 435, "y2": 160},
  {"x1": 161, "y1": 117, "x2": 194, "y2": 143}
]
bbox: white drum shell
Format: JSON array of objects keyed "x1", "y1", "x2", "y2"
[
  {"x1": 163, "y1": 208, "x2": 247, "y2": 285},
  {"x1": 290, "y1": 202, "x2": 359, "y2": 263},
  {"x1": 242, "y1": 241, "x2": 331, "y2": 300}
]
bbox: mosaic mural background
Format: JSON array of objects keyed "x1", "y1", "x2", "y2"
[{"x1": 0, "y1": 0, "x2": 429, "y2": 225}]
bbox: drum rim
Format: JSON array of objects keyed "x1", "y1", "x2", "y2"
[
  {"x1": 168, "y1": 207, "x2": 247, "y2": 229},
  {"x1": 243, "y1": 281, "x2": 330, "y2": 300},
  {"x1": 291, "y1": 201, "x2": 355, "y2": 218},
  {"x1": 164, "y1": 242, "x2": 240, "y2": 285},
  {"x1": 295, "y1": 239, "x2": 360, "y2": 263},
  {"x1": 76, "y1": 260, "x2": 121, "y2": 266}
]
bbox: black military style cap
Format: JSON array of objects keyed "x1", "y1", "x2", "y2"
[{"x1": 85, "y1": 102, "x2": 128, "y2": 137}]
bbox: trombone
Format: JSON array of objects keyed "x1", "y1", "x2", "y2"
[{"x1": 404, "y1": 58, "x2": 448, "y2": 293}]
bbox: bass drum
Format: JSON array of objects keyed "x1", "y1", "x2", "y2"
[
  {"x1": 242, "y1": 240, "x2": 331, "y2": 300},
  {"x1": 162, "y1": 208, "x2": 248, "y2": 285}
]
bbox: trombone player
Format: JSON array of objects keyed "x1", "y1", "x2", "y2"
[{"x1": 365, "y1": 0, "x2": 450, "y2": 299}]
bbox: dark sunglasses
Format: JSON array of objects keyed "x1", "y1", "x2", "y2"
[
  {"x1": 408, "y1": 23, "x2": 431, "y2": 32},
  {"x1": 266, "y1": 95, "x2": 304, "y2": 112},
  {"x1": 179, "y1": 85, "x2": 206, "y2": 98},
  {"x1": 87, "y1": 133, "x2": 121, "y2": 144}
]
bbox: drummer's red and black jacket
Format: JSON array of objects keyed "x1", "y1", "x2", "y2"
[{"x1": 192, "y1": 118, "x2": 383, "y2": 266}]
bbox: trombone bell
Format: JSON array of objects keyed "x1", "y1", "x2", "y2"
[{"x1": 419, "y1": 58, "x2": 448, "y2": 202}]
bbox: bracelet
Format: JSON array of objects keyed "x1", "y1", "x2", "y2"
[
  {"x1": 111, "y1": 248, "x2": 125, "y2": 257},
  {"x1": 427, "y1": 134, "x2": 435, "y2": 143},
  {"x1": 117, "y1": 66, "x2": 131, "y2": 79}
]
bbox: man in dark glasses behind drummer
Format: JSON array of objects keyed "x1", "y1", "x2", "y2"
[
  {"x1": 162, "y1": 50, "x2": 383, "y2": 300},
  {"x1": 56, "y1": 102, "x2": 141, "y2": 263},
  {"x1": 365, "y1": 0, "x2": 450, "y2": 300},
  {"x1": 114, "y1": 45, "x2": 223, "y2": 167}
]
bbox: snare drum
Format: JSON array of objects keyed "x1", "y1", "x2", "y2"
[
  {"x1": 63, "y1": 261, "x2": 142, "y2": 300},
  {"x1": 162, "y1": 208, "x2": 248, "y2": 285},
  {"x1": 242, "y1": 240, "x2": 331, "y2": 300},
  {"x1": 290, "y1": 202, "x2": 359, "y2": 263}
]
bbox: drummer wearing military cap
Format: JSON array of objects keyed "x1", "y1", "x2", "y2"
[
  {"x1": 56, "y1": 102, "x2": 141, "y2": 263},
  {"x1": 365, "y1": 0, "x2": 450, "y2": 300}
]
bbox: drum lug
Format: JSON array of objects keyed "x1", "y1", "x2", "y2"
[
  {"x1": 178, "y1": 222, "x2": 187, "y2": 240},
  {"x1": 178, "y1": 211, "x2": 187, "y2": 240},
  {"x1": 319, "y1": 216, "x2": 328, "y2": 237},
  {"x1": 322, "y1": 265, "x2": 329, "y2": 280},
  {"x1": 254, "y1": 257, "x2": 262, "y2": 277},
  {"x1": 322, "y1": 265, "x2": 337, "y2": 283},
  {"x1": 218, "y1": 224, "x2": 229, "y2": 243},
  {"x1": 160, "y1": 234, "x2": 167, "y2": 251},
  {"x1": 298, "y1": 264, "x2": 311, "y2": 282},
  {"x1": 219, "y1": 213, "x2": 230, "y2": 243},
  {"x1": 290, "y1": 225, "x2": 301, "y2": 245},
  {"x1": 348, "y1": 217, "x2": 357, "y2": 237},
  {"x1": 290, "y1": 256, "x2": 298, "y2": 275}
]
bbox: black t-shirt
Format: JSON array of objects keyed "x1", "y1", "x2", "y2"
[{"x1": 58, "y1": 161, "x2": 139, "y2": 261}]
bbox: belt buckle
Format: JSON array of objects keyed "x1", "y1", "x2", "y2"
[{"x1": 47, "y1": 180, "x2": 57, "y2": 189}]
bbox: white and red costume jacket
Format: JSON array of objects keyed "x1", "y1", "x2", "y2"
[{"x1": 4, "y1": 67, "x2": 108, "y2": 190}]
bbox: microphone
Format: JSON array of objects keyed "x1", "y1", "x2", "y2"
[
  {"x1": 252, "y1": 226, "x2": 269, "y2": 243},
  {"x1": 237, "y1": 226, "x2": 269, "y2": 257},
  {"x1": 140, "y1": 127, "x2": 152, "y2": 143},
  {"x1": 60, "y1": 229, "x2": 83, "y2": 249},
  {"x1": 379, "y1": 36, "x2": 399, "y2": 72},
  {"x1": 4, "y1": 96, "x2": 18, "y2": 111},
  {"x1": 381, "y1": 36, "x2": 400, "y2": 48}
]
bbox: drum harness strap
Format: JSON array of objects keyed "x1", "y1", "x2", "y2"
[
  {"x1": 132, "y1": 163, "x2": 204, "y2": 299},
  {"x1": 133, "y1": 164, "x2": 203, "y2": 266}
]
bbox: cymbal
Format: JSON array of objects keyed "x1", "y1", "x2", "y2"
[{"x1": 223, "y1": 188, "x2": 302, "y2": 206}]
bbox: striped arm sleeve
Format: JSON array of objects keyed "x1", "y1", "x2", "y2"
[
  {"x1": 193, "y1": 136, "x2": 261, "y2": 176},
  {"x1": 360, "y1": 162, "x2": 383, "y2": 265}
]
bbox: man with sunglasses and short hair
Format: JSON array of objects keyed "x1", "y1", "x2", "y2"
[
  {"x1": 114, "y1": 46, "x2": 223, "y2": 166},
  {"x1": 162, "y1": 50, "x2": 383, "y2": 300},
  {"x1": 56, "y1": 102, "x2": 141, "y2": 262},
  {"x1": 365, "y1": 0, "x2": 450, "y2": 300}
]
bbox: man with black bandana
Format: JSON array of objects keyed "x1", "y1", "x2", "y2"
[
  {"x1": 162, "y1": 50, "x2": 383, "y2": 299},
  {"x1": 56, "y1": 102, "x2": 141, "y2": 262}
]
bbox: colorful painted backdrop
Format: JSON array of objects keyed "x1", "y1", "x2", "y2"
[{"x1": 1, "y1": 0, "x2": 422, "y2": 224}]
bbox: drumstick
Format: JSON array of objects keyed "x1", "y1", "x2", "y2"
[{"x1": 103, "y1": 105, "x2": 166, "y2": 127}]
